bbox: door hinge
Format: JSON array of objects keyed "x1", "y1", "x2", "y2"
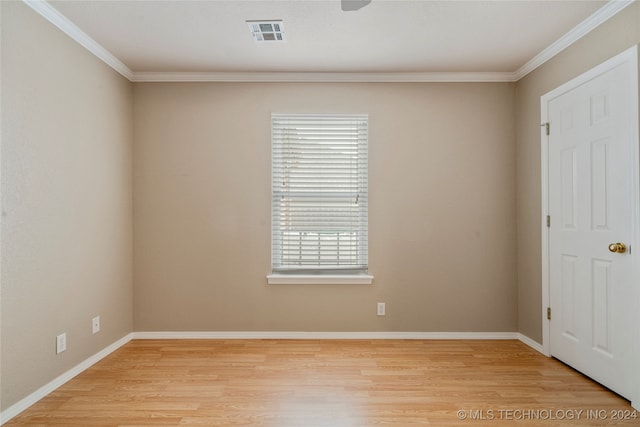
[
  {"x1": 547, "y1": 307, "x2": 551, "y2": 320},
  {"x1": 546, "y1": 215, "x2": 551, "y2": 228},
  {"x1": 541, "y1": 122, "x2": 550, "y2": 136}
]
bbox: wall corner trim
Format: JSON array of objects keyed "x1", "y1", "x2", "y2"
[
  {"x1": 513, "y1": 0, "x2": 636, "y2": 80},
  {"x1": 21, "y1": 0, "x2": 134, "y2": 80},
  {"x1": 0, "y1": 334, "x2": 133, "y2": 425},
  {"x1": 517, "y1": 333, "x2": 546, "y2": 355}
]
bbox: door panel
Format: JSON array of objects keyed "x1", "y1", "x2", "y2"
[
  {"x1": 560, "y1": 148, "x2": 577, "y2": 229},
  {"x1": 590, "y1": 139, "x2": 608, "y2": 230},
  {"x1": 560, "y1": 255, "x2": 577, "y2": 340},
  {"x1": 591, "y1": 258, "x2": 611, "y2": 356}
]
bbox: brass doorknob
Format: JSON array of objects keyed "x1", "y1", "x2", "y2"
[{"x1": 608, "y1": 242, "x2": 627, "y2": 253}]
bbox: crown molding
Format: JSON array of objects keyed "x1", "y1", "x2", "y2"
[
  {"x1": 23, "y1": 0, "x2": 632, "y2": 84},
  {"x1": 22, "y1": 0, "x2": 134, "y2": 80},
  {"x1": 131, "y1": 71, "x2": 517, "y2": 83},
  {"x1": 514, "y1": 0, "x2": 635, "y2": 80}
]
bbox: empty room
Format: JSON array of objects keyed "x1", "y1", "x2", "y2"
[{"x1": 1, "y1": 0, "x2": 640, "y2": 425}]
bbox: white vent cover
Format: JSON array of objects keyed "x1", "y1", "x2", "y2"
[{"x1": 247, "y1": 20, "x2": 285, "y2": 42}]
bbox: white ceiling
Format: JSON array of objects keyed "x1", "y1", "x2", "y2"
[{"x1": 36, "y1": 0, "x2": 626, "y2": 81}]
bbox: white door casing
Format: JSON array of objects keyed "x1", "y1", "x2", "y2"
[{"x1": 541, "y1": 45, "x2": 639, "y2": 406}]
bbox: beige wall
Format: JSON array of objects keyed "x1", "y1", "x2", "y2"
[
  {"x1": 1, "y1": 1, "x2": 133, "y2": 410},
  {"x1": 133, "y1": 82, "x2": 517, "y2": 332},
  {"x1": 515, "y1": 2, "x2": 640, "y2": 342}
]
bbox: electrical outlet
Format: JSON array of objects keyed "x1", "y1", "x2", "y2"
[
  {"x1": 377, "y1": 302, "x2": 386, "y2": 316},
  {"x1": 56, "y1": 333, "x2": 67, "y2": 354},
  {"x1": 92, "y1": 316, "x2": 100, "y2": 334}
]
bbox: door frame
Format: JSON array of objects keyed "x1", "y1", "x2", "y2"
[{"x1": 540, "y1": 45, "x2": 639, "y2": 408}]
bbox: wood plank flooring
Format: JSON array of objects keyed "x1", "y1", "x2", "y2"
[{"x1": 4, "y1": 339, "x2": 638, "y2": 426}]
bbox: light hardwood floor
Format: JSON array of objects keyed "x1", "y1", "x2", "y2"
[{"x1": 4, "y1": 339, "x2": 638, "y2": 426}]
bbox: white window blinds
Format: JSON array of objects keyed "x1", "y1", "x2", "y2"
[{"x1": 272, "y1": 114, "x2": 368, "y2": 274}]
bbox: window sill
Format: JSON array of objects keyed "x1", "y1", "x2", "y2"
[{"x1": 267, "y1": 274, "x2": 374, "y2": 285}]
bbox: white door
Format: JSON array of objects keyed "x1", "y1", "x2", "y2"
[{"x1": 546, "y1": 52, "x2": 637, "y2": 399}]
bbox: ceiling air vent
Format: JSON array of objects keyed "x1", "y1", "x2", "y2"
[{"x1": 247, "y1": 20, "x2": 285, "y2": 42}]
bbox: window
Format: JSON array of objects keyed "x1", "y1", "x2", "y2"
[{"x1": 270, "y1": 114, "x2": 370, "y2": 283}]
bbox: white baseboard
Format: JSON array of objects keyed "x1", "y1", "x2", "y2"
[
  {"x1": 134, "y1": 331, "x2": 546, "y2": 355},
  {"x1": 517, "y1": 333, "x2": 545, "y2": 354},
  {"x1": 132, "y1": 331, "x2": 520, "y2": 340},
  {"x1": 0, "y1": 333, "x2": 133, "y2": 425},
  {"x1": 1, "y1": 330, "x2": 543, "y2": 425}
]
